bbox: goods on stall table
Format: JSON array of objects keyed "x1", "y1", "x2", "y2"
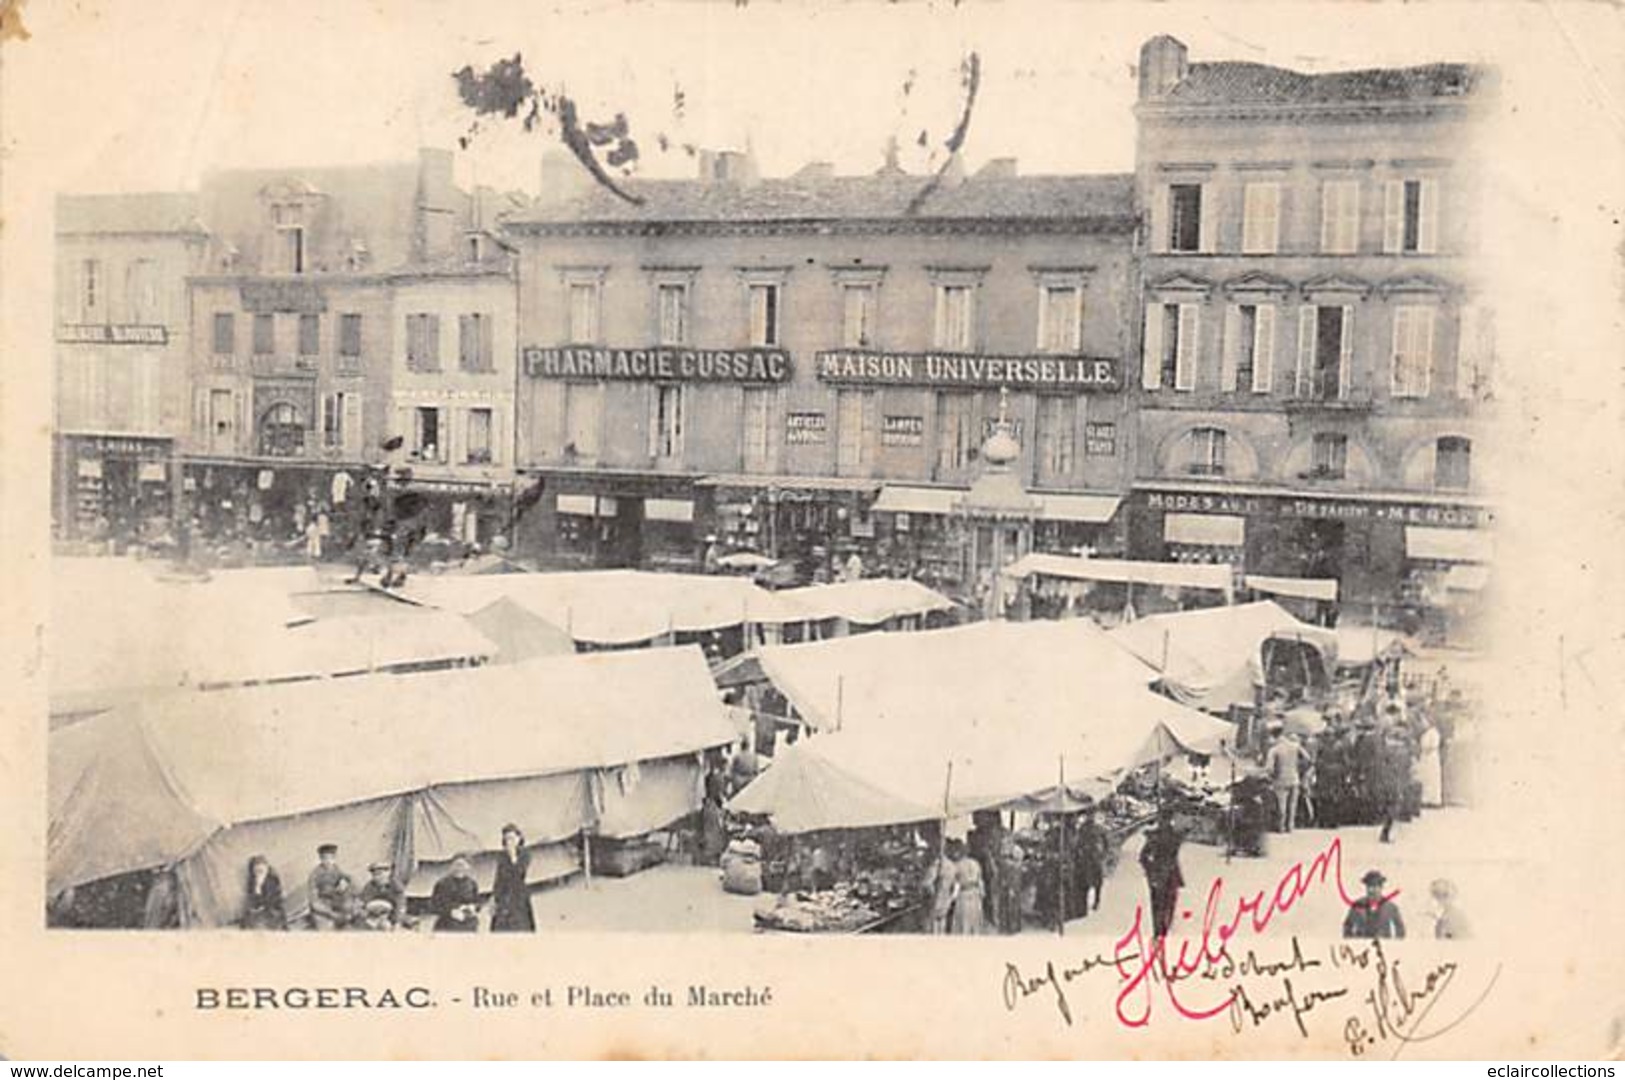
[
  {"x1": 754, "y1": 885, "x2": 881, "y2": 933},
  {"x1": 721, "y1": 839, "x2": 764, "y2": 896}
]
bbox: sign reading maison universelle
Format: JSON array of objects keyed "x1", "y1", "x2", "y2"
[
  {"x1": 523, "y1": 346, "x2": 791, "y2": 383},
  {"x1": 815, "y1": 350, "x2": 1120, "y2": 391}
]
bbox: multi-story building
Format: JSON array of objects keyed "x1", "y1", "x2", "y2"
[
  {"x1": 1128, "y1": 36, "x2": 1495, "y2": 613},
  {"x1": 181, "y1": 150, "x2": 522, "y2": 546},
  {"x1": 503, "y1": 151, "x2": 1139, "y2": 584},
  {"x1": 53, "y1": 194, "x2": 209, "y2": 539}
]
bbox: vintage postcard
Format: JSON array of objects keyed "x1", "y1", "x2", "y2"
[{"x1": 1, "y1": 0, "x2": 1621, "y2": 1061}]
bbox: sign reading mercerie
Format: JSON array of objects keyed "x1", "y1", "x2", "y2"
[
  {"x1": 816, "y1": 350, "x2": 1119, "y2": 391},
  {"x1": 524, "y1": 346, "x2": 791, "y2": 383}
]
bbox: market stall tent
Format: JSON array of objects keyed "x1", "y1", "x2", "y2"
[
  {"x1": 1108, "y1": 600, "x2": 1337, "y2": 712},
  {"x1": 777, "y1": 578, "x2": 957, "y2": 628},
  {"x1": 395, "y1": 569, "x2": 799, "y2": 646},
  {"x1": 48, "y1": 647, "x2": 737, "y2": 927}
]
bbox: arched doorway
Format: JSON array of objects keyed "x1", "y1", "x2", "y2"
[{"x1": 259, "y1": 401, "x2": 306, "y2": 457}]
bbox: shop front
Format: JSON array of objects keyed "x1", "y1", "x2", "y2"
[
  {"x1": 516, "y1": 468, "x2": 702, "y2": 572},
  {"x1": 695, "y1": 475, "x2": 882, "y2": 586},
  {"x1": 1128, "y1": 483, "x2": 1493, "y2": 616},
  {"x1": 54, "y1": 433, "x2": 176, "y2": 546},
  {"x1": 179, "y1": 455, "x2": 368, "y2": 558}
]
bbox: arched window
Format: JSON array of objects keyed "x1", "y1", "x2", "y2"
[
  {"x1": 1184, "y1": 426, "x2": 1228, "y2": 476},
  {"x1": 259, "y1": 402, "x2": 306, "y2": 457},
  {"x1": 1435, "y1": 436, "x2": 1471, "y2": 491}
]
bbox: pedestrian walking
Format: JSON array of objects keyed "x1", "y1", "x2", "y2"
[
  {"x1": 1265, "y1": 729, "x2": 1304, "y2": 833},
  {"x1": 951, "y1": 841, "x2": 986, "y2": 936},
  {"x1": 928, "y1": 843, "x2": 959, "y2": 935},
  {"x1": 1138, "y1": 805, "x2": 1185, "y2": 939},
  {"x1": 1073, "y1": 808, "x2": 1106, "y2": 916}
]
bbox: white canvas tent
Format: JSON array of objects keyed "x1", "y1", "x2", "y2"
[
  {"x1": 397, "y1": 569, "x2": 800, "y2": 646},
  {"x1": 1108, "y1": 600, "x2": 1337, "y2": 712},
  {"x1": 48, "y1": 647, "x2": 737, "y2": 927},
  {"x1": 1002, "y1": 553, "x2": 1235, "y2": 593},
  {"x1": 728, "y1": 620, "x2": 1233, "y2": 832},
  {"x1": 777, "y1": 579, "x2": 957, "y2": 627}
]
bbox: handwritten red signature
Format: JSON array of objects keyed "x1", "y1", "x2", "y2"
[{"x1": 1111, "y1": 835, "x2": 1399, "y2": 1028}]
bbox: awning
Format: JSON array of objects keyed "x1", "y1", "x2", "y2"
[
  {"x1": 645, "y1": 497, "x2": 695, "y2": 523},
  {"x1": 1036, "y1": 493, "x2": 1122, "y2": 524},
  {"x1": 1244, "y1": 575, "x2": 1339, "y2": 602},
  {"x1": 1444, "y1": 564, "x2": 1491, "y2": 591},
  {"x1": 872, "y1": 485, "x2": 961, "y2": 516},
  {"x1": 1165, "y1": 512, "x2": 1246, "y2": 547},
  {"x1": 1004, "y1": 553, "x2": 1235, "y2": 592},
  {"x1": 1405, "y1": 526, "x2": 1493, "y2": 563},
  {"x1": 697, "y1": 474, "x2": 881, "y2": 493}
]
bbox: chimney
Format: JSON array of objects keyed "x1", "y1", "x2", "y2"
[
  {"x1": 793, "y1": 161, "x2": 835, "y2": 182},
  {"x1": 977, "y1": 157, "x2": 1018, "y2": 180},
  {"x1": 538, "y1": 149, "x2": 593, "y2": 207},
  {"x1": 711, "y1": 149, "x2": 759, "y2": 186},
  {"x1": 1138, "y1": 35, "x2": 1189, "y2": 100}
]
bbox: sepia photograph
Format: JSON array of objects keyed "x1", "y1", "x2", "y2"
[{"x1": 2, "y1": 0, "x2": 1621, "y2": 1062}]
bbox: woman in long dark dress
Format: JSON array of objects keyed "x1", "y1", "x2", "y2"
[
  {"x1": 240, "y1": 855, "x2": 287, "y2": 930},
  {"x1": 490, "y1": 824, "x2": 536, "y2": 932}
]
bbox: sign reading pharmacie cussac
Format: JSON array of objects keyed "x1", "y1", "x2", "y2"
[
  {"x1": 523, "y1": 345, "x2": 792, "y2": 383},
  {"x1": 815, "y1": 350, "x2": 1120, "y2": 391}
]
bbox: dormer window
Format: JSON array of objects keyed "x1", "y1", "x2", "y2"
[{"x1": 272, "y1": 202, "x2": 306, "y2": 274}]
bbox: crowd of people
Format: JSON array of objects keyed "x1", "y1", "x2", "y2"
[{"x1": 235, "y1": 826, "x2": 540, "y2": 933}]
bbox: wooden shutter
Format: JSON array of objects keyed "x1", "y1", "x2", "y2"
[
  {"x1": 1174, "y1": 304, "x2": 1199, "y2": 391},
  {"x1": 1140, "y1": 302, "x2": 1164, "y2": 390},
  {"x1": 1244, "y1": 183, "x2": 1279, "y2": 254},
  {"x1": 1295, "y1": 306, "x2": 1317, "y2": 398},
  {"x1": 235, "y1": 391, "x2": 250, "y2": 453},
  {"x1": 192, "y1": 387, "x2": 209, "y2": 439},
  {"x1": 1338, "y1": 306, "x2": 1354, "y2": 399},
  {"x1": 1253, "y1": 304, "x2": 1276, "y2": 394},
  {"x1": 1456, "y1": 304, "x2": 1480, "y2": 399},
  {"x1": 1390, "y1": 308, "x2": 1410, "y2": 397},
  {"x1": 343, "y1": 393, "x2": 363, "y2": 457},
  {"x1": 1418, "y1": 178, "x2": 1440, "y2": 254},
  {"x1": 1382, "y1": 180, "x2": 1404, "y2": 253},
  {"x1": 437, "y1": 406, "x2": 451, "y2": 462},
  {"x1": 1415, "y1": 307, "x2": 1435, "y2": 397},
  {"x1": 1319, "y1": 181, "x2": 1337, "y2": 252},
  {"x1": 490, "y1": 407, "x2": 505, "y2": 466},
  {"x1": 397, "y1": 406, "x2": 414, "y2": 451},
  {"x1": 1149, "y1": 184, "x2": 1170, "y2": 255},
  {"x1": 1198, "y1": 184, "x2": 1217, "y2": 254},
  {"x1": 1220, "y1": 305, "x2": 1241, "y2": 392}
]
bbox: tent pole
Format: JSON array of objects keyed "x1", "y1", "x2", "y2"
[
  {"x1": 1161, "y1": 628, "x2": 1170, "y2": 674},
  {"x1": 581, "y1": 828, "x2": 593, "y2": 890},
  {"x1": 1057, "y1": 754, "x2": 1068, "y2": 939},
  {"x1": 835, "y1": 675, "x2": 844, "y2": 732}
]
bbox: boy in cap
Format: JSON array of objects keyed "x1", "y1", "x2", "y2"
[
  {"x1": 1342, "y1": 869, "x2": 1406, "y2": 939},
  {"x1": 358, "y1": 860, "x2": 406, "y2": 929},
  {"x1": 307, "y1": 843, "x2": 354, "y2": 931}
]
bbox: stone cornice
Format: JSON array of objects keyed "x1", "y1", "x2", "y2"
[
  {"x1": 502, "y1": 215, "x2": 1139, "y2": 239},
  {"x1": 1136, "y1": 97, "x2": 1481, "y2": 126}
]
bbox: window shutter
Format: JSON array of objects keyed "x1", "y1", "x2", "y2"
[
  {"x1": 1456, "y1": 304, "x2": 1480, "y2": 399},
  {"x1": 482, "y1": 314, "x2": 495, "y2": 370},
  {"x1": 1295, "y1": 306, "x2": 1317, "y2": 398},
  {"x1": 343, "y1": 393, "x2": 362, "y2": 456},
  {"x1": 1220, "y1": 305, "x2": 1241, "y2": 392},
  {"x1": 396, "y1": 406, "x2": 413, "y2": 449},
  {"x1": 319, "y1": 393, "x2": 332, "y2": 444},
  {"x1": 1418, "y1": 178, "x2": 1440, "y2": 254},
  {"x1": 235, "y1": 391, "x2": 250, "y2": 451},
  {"x1": 1382, "y1": 180, "x2": 1404, "y2": 254},
  {"x1": 1253, "y1": 304, "x2": 1276, "y2": 394},
  {"x1": 1338, "y1": 306, "x2": 1354, "y2": 399},
  {"x1": 1174, "y1": 304, "x2": 1199, "y2": 391},
  {"x1": 1244, "y1": 184, "x2": 1279, "y2": 254},
  {"x1": 1416, "y1": 307, "x2": 1435, "y2": 397},
  {"x1": 1198, "y1": 185, "x2": 1217, "y2": 254},
  {"x1": 437, "y1": 406, "x2": 451, "y2": 462},
  {"x1": 1319, "y1": 181, "x2": 1337, "y2": 252},
  {"x1": 490, "y1": 407, "x2": 504, "y2": 466},
  {"x1": 428, "y1": 315, "x2": 442, "y2": 368},
  {"x1": 1390, "y1": 309, "x2": 1409, "y2": 397},
  {"x1": 1150, "y1": 184, "x2": 1170, "y2": 254},
  {"x1": 648, "y1": 386, "x2": 660, "y2": 458},
  {"x1": 1140, "y1": 303, "x2": 1164, "y2": 390},
  {"x1": 193, "y1": 387, "x2": 209, "y2": 438}
]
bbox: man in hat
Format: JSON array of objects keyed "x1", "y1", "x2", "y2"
[
  {"x1": 1343, "y1": 870, "x2": 1406, "y2": 939},
  {"x1": 358, "y1": 860, "x2": 406, "y2": 929},
  {"x1": 1265, "y1": 729, "x2": 1305, "y2": 833},
  {"x1": 307, "y1": 844, "x2": 354, "y2": 931}
]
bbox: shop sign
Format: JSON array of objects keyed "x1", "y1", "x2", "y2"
[
  {"x1": 240, "y1": 281, "x2": 327, "y2": 314},
  {"x1": 523, "y1": 346, "x2": 791, "y2": 384},
  {"x1": 786, "y1": 412, "x2": 828, "y2": 445},
  {"x1": 881, "y1": 415, "x2": 924, "y2": 447},
  {"x1": 980, "y1": 417, "x2": 1026, "y2": 444},
  {"x1": 1145, "y1": 489, "x2": 1492, "y2": 528},
  {"x1": 74, "y1": 435, "x2": 170, "y2": 458},
  {"x1": 815, "y1": 350, "x2": 1119, "y2": 391},
  {"x1": 1085, "y1": 422, "x2": 1117, "y2": 456},
  {"x1": 57, "y1": 324, "x2": 169, "y2": 346}
]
